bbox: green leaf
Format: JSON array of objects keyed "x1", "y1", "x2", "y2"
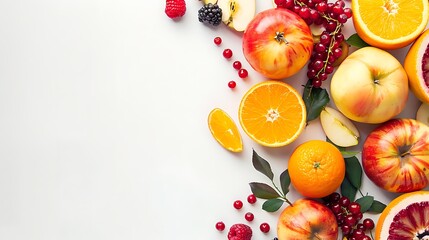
[
  {"x1": 346, "y1": 33, "x2": 370, "y2": 48},
  {"x1": 252, "y1": 150, "x2": 274, "y2": 180},
  {"x1": 249, "y1": 182, "x2": 281, "y2": 199},
  {"x1": 279, "y1": 169, "x2": 291, "y2": 195},
  {"x1": 341, "y1": 151, "x2": 360, "y2": 158},
  {"x1": 356, "y1": 195, "x2": 375, "y2": 213},
  {"x1": 262, "y1": 198, "x2": 284, "y2": 212},
  {"x1": 341, "y1": 177, "x2": 358, "y2": 201},
  {"x1": 302, "y1": 80, "x2": 330, "y2": 122},
  {"x1": 345, "y1": 156, "x2": 362, "y2": 189},
  {"x1": 368, "y1": 200, "x2": 387, "y2": 213}
]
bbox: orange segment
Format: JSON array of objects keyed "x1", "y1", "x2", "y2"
[
  {"x1": 208, "y1": 108, "x2": 243, "y2": 152},
  {"x1": 238, "y1": 81, "x2": 306, "y2": 147},
  {"x1": 352, "y1": 0, "x2": 429, "y2": 49},
  {"x1": 288, "y1": 140, "x2": 345, "y2": 198}
]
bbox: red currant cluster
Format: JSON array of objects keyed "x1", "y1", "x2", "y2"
[
  {"x1": 215, "y1": 194, "x2": 272, "y2": 235},
  {"x1": 214, "y1": 36, "x2": 249, "y2": 89},
  {"x1": 275, "y1": 0, "x2": 352, "y2": 88},
  {"x1": 324, "y1": 193, "x2": 375, "y2": 240}
]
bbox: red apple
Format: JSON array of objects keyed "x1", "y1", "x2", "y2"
[
  {"x1": 242, "y1": 8, "x2": 313, "y2": 80},
  {"x1": 362, "y1": 118, "x2": 429, "y2": 192},
  {"x1": 277, "y1": 199, "x2": 338, "y2": 240}
]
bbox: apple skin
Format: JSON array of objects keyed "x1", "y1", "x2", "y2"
[
  {"x1": 330, "y1": 47, "x2": 408, "y2": 124},
  {"x1": 277, "y1": 199, "x2": 338, "y2": 240},
  {"x1": 242, "y1": 8, "x2": 313, "y2": 80},
  {"x1": 362, "y1": 118, "x2": 429, "y2": 193}
]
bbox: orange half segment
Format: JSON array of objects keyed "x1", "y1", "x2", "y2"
[
  {"x1": 352, "y1": 0, "x2": 429, "y2": 49},
  {"x1": 208, "y1": 108, "x2": 243, "y2": 153},
  {"x1": 238, "y1": 81, "x2": 306, "y2": 147}
]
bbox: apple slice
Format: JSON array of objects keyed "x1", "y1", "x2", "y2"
[
  {"x1": 416, "y1": 102, "x2": 429, "y2": 126},
  {"x1": 217, "y1": 0, "x2": 256, "y2": 32},
  {"x1": 201, "y1": 0, "x2": 218, "y2": 4},
  {"x1": 320, "y1": 107, "x2": 360, "y2": 147}
]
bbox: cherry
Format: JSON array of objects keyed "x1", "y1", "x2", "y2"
[
  {"x1": 348, "y1": 202, "x2": 361, "y2": 215},
  {"x1": 228, "y1": 81, "x2": 236, "y2": 89},
  {"x1": 244, "y1": 212, "x2": 254, "y2": 222},
  {"x1": 215, "y1": 221, "x2": 225, "y2": 231},
  {"x1": 238, "y1": 69, "x2": 248, "y2": 78},
  {"x1": 363, "y1": 218, "x2": 375, "y2": 230},
  {"x1": 232, "y1": 61, "x2": 242, "y2": 70},
  {"x1": 328, "y1": 192, "x2": 341, "y2": 203},
  {"x1": 339, "y1": 196, "x2": 351, "y2": 207},
  {"x1": 223, "y1": 49, "x2": 233, "y2": 59},
  {"x1": 247, "y1": 194, "x2": 257, "y2": 204},
  {"x1": 214, "y1": 37, "x2": 222, "y2": 45},
  {"x1": 260, "y1": 223, "x2": 270, "y2": 233},
  {"x1": 233, "y1": 200, "x2": 243, "y2": 209}
]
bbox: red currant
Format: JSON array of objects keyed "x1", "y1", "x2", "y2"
[
  {"x1": 363, "y1": 218, "x2": 375, "y2": 230},
  {"x1": 214, "y1": 37, "x2": 222, "y2": 45},
  {"x1": 348, "y1": 202, "x2": 361, "y2": 215},
  {"x1": 223, "y1": 49, "x2": 233, "y2": 59},
  {"x1": 339, "y1": 196, "x2": 351, "y2": 207},
  {"x1": 228, "y1": 81, "x2": 236, "y2": 89},
  {"x1": 238, "y1": 69, "x2": 248, "y2": 79},
  {"x1": 233, "y1": 200, "x2": 243, "y2": 209},
  {"x1": 244, "y1": 212, "x2": 254, "y2": 222},
  {"x1": 215, "y1": 221, "x2": 225, "y2": 231},
  {"x1": 247, "y1": 194, "x2": 257, "y2": 204},
  {"x1": 260, "y1": 223, "x2": 270, "y2": 233},
  {"x1": 232, "y1": 61, "x2": 242, "y2": 70}
]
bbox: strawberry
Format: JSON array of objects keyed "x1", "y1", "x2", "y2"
[
  {"x1": 165, "y1": 0, "x2": 186, "y2": 19},
  {"x1": 227, "y1": 223, "x2": 252, "y2": 240}
]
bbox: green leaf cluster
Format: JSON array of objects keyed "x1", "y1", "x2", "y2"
[
  {"x1": 249, "y1": 150, "x2": 292, "y2": 212},
  {"x1": 302, "y1": 80, "x2": 330, "y2": 123}
]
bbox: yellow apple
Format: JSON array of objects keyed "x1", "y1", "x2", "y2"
[
  {"x1": 217, "y1": 0, "x2": 255, "y2": 32},
  {"x1": 330, "y1": 47, "x2": 408, "y2": 124}
]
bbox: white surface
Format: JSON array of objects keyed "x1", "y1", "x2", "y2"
[{"x1": 0, "y1": 1, "x2": 427, "y2": 239}]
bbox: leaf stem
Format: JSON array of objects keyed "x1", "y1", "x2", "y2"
[{"x1": 271, "y1": 179, "x2": 293, "y2": 206}]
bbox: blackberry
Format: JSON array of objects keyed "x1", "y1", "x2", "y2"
[{"x1": 198, "y1": 3, "x2": 222, "y2": 26}]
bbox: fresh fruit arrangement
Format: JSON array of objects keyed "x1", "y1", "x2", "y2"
[{"x1": 165, "y1": 0, "x2": 429, "y2": 239}]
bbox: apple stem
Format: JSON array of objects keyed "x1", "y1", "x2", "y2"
[{"x1": 274, "y1": 32, "x2": 289, "y2": 45}]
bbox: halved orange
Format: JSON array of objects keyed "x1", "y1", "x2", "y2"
[
  {"x1": 238, "y1": 81, "x2": 306, "y2": 147},
  {"x1": 208, "y1": 108, "x2": 243, "y2": 152},
  {"x1": 404, "y1": 29, "x2": 429, "y2": 104},
  {"x1": 352, "y1": 0, "x2": 429, "y2": 49}
]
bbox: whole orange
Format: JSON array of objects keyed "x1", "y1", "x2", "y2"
[{"x1": 288, "y1": 140, "x2": 345, "y2": 198}]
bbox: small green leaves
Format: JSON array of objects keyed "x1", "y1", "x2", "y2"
[
  {"x1": 302, "y1": 80, "x2": 330, "y2": 122},
  {"x1": 262, "y1": 198, "x2": 284, "y2": 212},
  {"x1": 368, "y1": 200, "x2": 387, "y2": 213},
  {"x1": 252, "y1": 150, "x2": 274, "y2": 180},
  {"x1": 346, "y1": 33, "x2": 370, "y2": 48},
  {"x1": 280, "y1": 169, "x2": 291, "y2": 195},
  {"x1": 356, "y1": 195, "x2": 374, "y2": 213},
  {"x1": 249, "y1": 182, "x2": 281, "y2": 199},
  {"x1": 249, "y1": 150, "x2": 292, "y2": 212},
  {"x1": 341, "y1": 176, "x2": 358, "y2": 201}
]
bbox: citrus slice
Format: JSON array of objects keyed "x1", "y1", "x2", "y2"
[
  {"x1": 288, "y1": 140, "x2": 345, "y2": 198},
  {"x1": 375, "y1": 191, "x2": 429, "y2": 240},
  {"x1": 238, "y1": 81, "x2": 306, "y2": 147},
  {"x1": 404, "y1": 29, "x2": 429, "y2": 103},
  {"x1": 208, "y1": 108, "x2": 243, "y2": 152},
  {"x1": 352, "y1": 0, "x2": 429, "y2": 49}
]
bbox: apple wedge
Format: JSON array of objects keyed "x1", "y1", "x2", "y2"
[
  {"x1": 320, "y1": 107, "x2": 360, "y2": 147},
  {"x1": 416, "y1": 102, "x2": 429, "y2": 126},
  {"x1": 217, "y1": 0, "x2": 255, "y2": 32},
  {"x1": 201, "y1": 0, "x2": 218, "y2": 4}
]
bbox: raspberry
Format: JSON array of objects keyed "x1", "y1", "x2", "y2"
[
  {"x1": 227, "y1": 224, "x2": 252, "y2": 240},
  {"x1": 165, "y1": 0, "x2": 186, "y2": 19}
]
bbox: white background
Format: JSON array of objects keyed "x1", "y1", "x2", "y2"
[{"x1": 0, "y1": 0, "x2": 427, "y2": 239}]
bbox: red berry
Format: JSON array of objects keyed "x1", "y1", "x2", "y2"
[
  {"x1": 214, "y1": 37, "x2": 222, "y2": 45},
  {"x1": 238, "y1": 69, "x2": 248, "y2": 78},
  {"x1": 165, "y1": 0, "x2": 186, "y2": 19},
  {"x1": 215, "y1": 221, "x2": 225, "y2": 231},
  {"x1": 247, "y1": 194, "x2": 257, "y2": 204},
  {"x1": 339, "y1": 196, "x2": 351, "y2": 207},
  {"x1": 228, "y1": 224, "x2": 252, "y2": 240},
  {"x1": 223, "y1": 49, "x2": 233, "y2": 59},
  {"x1": 233, "y1": 200, "x2": 243, "y2": 209},
  {"x1": 348, "y1": 202, "x2": 361, "y2": 215},
  {"x1": 228, "y1": 81, "x2": 236, "y2": 89},
  {"x1": 260, "y1": 223, "x2": 270, "y2": 233},
  {"x1": 363, "y1": 218, "x2": 375, "y2": 230},
  {"x1": 233, "y1": 61, "x2": 242, "y2": 70},
  {"x1": 244, "y1": 212, "x2": 254, "y2": 222}
]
